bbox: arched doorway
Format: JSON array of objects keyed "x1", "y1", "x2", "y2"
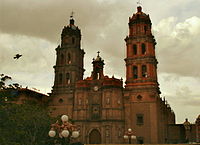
[{"x1": 89, "y1": 129, "x2": 101, "y2": 144}]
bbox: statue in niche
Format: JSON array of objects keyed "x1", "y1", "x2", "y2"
[
  {"x1": 106, "y1": 129, "x2": 110, "y2": 137},
  {"x1": 106, "y1": 97, "x2": 110, "y2": 104},
  {"x1": 93, "y1": 95, "x2": 99, "y2": 104},
  {"x1": 117, "y1": 99, "x2": 121, "y2": 104},
  {"x1": 85, "y1": 99, "x2": 88, "y2": 105},
  {"x1": 91, "y1": 106, "x2": 100, "y2": 119},
  {"x1": 78, "y1": 98, "x2": 82, "y2": 105},
  {"x1": 118, "y1": 129, "x2": 122, "y2": 137}
]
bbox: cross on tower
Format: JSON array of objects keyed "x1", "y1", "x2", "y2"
[
  {"x1": 137, "y1": 0, "x2": 142, "y2": 6},
  {"x1": 70, "y1": 11, "x2": 74, "y2": 18}
]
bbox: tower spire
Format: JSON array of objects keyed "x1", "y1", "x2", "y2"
[
  {"x1": 136, "y1": 0, "x2": 142, "y2": 13},
  {"x1": 97, "y1": 51, "x2": 100, "y2": 57}
]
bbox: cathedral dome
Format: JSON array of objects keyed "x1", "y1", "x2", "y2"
[
  {"x1": 94, "y1": 54, "x2": 103, "y2": 62},
  {"x1": 61, "y1": 18, "x2": 81, "y2": 39},
  {"x1": 129, "y1": 6, "x2": 151, "y2": 26}
]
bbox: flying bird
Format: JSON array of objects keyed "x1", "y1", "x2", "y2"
[{"x1": 14, "y1": 54, "x2": 22, "y2": 59}]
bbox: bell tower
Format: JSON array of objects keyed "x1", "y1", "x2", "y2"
[
  {"x1": 125, "y1": 6, "x2": 159, "y2": 91},
  {"x1": 50, "y1": 14, "x2": 85, "y2": 117},
  {"x1": 52, "y1": 15, "x2": 85, "y2": 94},
  {"x1": 124, "y1": 6, "x2": 162, "y2": 143}
]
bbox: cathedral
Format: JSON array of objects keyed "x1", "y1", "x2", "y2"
[{"x1": 48, "y1": 5, "x2": 176, "y2": 144}]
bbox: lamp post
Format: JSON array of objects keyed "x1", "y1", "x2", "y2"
[
  {"x1": 123, "y1": 128, "x2": 136, "y2": 144},
  {"x1": 48, "y1": 115, "x2": 80, "y2": 145}
]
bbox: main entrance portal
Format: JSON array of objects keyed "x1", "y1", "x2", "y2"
[{"x1": 89, "y1": 129, "x2": 101, "y2": 144}]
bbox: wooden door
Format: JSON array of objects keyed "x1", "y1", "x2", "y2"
[{"x1": 89, "y1": 129, "x2": 101, "y2": 144}]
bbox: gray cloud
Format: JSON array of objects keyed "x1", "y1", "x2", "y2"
[
  {"x1": 156, "y1": 16, "x2": 200, "y2": 78},
  {"x1": 0, "y1": 33, "x2": 55, "y2": 93},
  {"x1": 158, "y1": 73, "x2": 200, "y2": 122}
]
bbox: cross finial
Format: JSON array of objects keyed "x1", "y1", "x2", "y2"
[
  {"x1": 137, "y1": 0, "x2": 142, "y2": 6},
  {"x1": 70, "y1": 11, "x2": 74, "y2": 19},
  {"x1": 97, "y1": 51, "x2": 100, "y2": 56}
]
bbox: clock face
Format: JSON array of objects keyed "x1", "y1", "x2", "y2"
[{"x1": 93, "y1": 86, "x2": 98, "y2": 91}]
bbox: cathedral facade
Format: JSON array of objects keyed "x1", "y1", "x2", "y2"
[{"x1": 49, "y1": 6, "x2": 175, "y2": 144}]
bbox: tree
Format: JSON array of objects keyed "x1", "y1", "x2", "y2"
[
  {"x1": 0, "y1": 74, "x2": 22, "y2": 103},
  {"x1": 0, "y1": 74, "x2": 12, "y2": 89},
  {"x1": 0, "y1": 101, "x2": 54, "y2": 145}
]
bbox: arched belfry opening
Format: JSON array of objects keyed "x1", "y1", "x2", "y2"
[
  {"x1": 89, "y1": 129, "x2": 101, "y2": 144},
  {"x1": 67, "y1": 53, "x2": 71, "y2": 64}
]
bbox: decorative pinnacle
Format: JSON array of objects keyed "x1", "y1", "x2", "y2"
[
  {"x1": 69, "y1": 11, "x2": 75, "y2": 25},
  {"x1": 97, "y1": 51, "x2": 100, "y2": 57}
]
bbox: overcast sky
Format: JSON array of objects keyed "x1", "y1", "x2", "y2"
[{"x1": 0, "y1": 0, "x2": 200, "y2": 123}]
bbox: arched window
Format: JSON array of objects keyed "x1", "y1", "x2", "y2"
[
  {"x1": 72, "y1": 37, "x2": 75, "y2": 44},
  {"x1": 66, "y1": 73, "x2": 70, "y2": 84},
  {"x1": 67, "y1": 53, "x2": 71, "y2": 64},
  {"x1": 97, "y1": 73, "x2": 100, "y2": 80},
  {"x1": 137, "y1": 26, "x2": 140, "y2": 34},
  {"x1": 142, "y1": 65, "x2": 147, "y2": 77},
  {"x1": 141, "y1": 43, "x2": 146, "y2": 54},
  {"x1": 136, "y1": 114, "x2": 144, "y2": 125},
  {"x1": 59, "y1": 73, "x2": 63, "y2": 84},
  {"x1": 133, "y1": 44, "x2": 137, "y2": 55},
  {"x1": 137, "y1": 14, "x2": 140, "y2": 19},
  {"x1": 144, "y1": 26, "x2": 147, "y2": 33},
  {"x1": 133, "y1": 66, "x2": 138, "y2": 79}
]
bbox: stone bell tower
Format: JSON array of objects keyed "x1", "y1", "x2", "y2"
[
  {"x1": 124, "y1": 6, "x2": 158, "y2": 90},
  {"x1": 49, "y1": 15, "x2": 85, "y2": 117},
  {"x1": 124, "y1": 6, "x2": 164, "y2": 143},
  {"x1": 53, "y1": 16, "x2": 85, "y2": 91}
]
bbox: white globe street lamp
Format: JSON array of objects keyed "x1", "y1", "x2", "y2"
[
  {"x1": 61, "y1": 130, "x2": 69, "y2": 138},
  {"x1": 72, "y1": 131, "x2": 79, "y2": 138},
  {"x1": 48, "y1": 114, "x2": 80, "y2": 145},
  {"x1": 124, "y1": 128, "x2": 136, "y2": 144},
  {"x1": 49, "y1": 130, "x2": 56, "y2": 138},
  {"x1": 123, "y1": 135, "x2": 128, "y2": 139},
  {"x1": 61, "y1": 115, "x2": 69, "y2": 122},
  {"x1": 131, "y1": 135, "x2": 136, "y2": 139}
]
